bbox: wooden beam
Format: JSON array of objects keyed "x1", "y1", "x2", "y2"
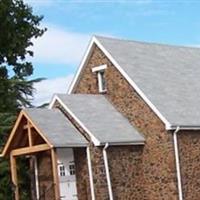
[
  {"x1": 51, "y1": 148, "x2": 60, "y2": 200},
  {"x1": 10, "y1": 155, "x2": 19, "y2": 200},
  {"x1": 27, "y1": 122, "x2": 33, "y2": 146},
  {"x1": 11, "y1": 144, "x2": 51, "y2": 156},
  {"x1": 23, "y1": 123, "x2": 33, "y2": 130}
]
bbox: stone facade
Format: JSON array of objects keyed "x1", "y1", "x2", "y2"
[
  {"x1": 178, "y1": 130, "x2": 200, "y2": 200},
  {"x1": 107, "y1": 146, "x2": 144, "y2": 200},
  {"x1": 74, "y1": 145, "x2": 109, "y2": 200},
  {"x1": 37, "y1": 150, "x2": 54, "y2": 200},
  {"x1": 73, "y1": 45, "x2": 178, "y2": 199},
  {"x1": 73, "y1": 148, "x2": 91, "y2": 200}
]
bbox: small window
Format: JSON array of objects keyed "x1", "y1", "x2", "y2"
[
  {"x1": 59, "y1": 165, "x2": 65, "y2": 176},
  {"x1": 69, "y1": 164, "x2": 75, "y2": 175},
  {"x1": 97, "y1": 70, "x2": 106, "y2": 93},
  {"x1": 92, "y1": 64, "x2": 107, "y2": 93}
]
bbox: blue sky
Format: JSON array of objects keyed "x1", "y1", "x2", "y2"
[{"x1": 24, "y1": 0, "x2": 200, "y2": 104}]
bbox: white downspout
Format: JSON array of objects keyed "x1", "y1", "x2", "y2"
[
  {"x1": 173, "y1": 126, "x2": 183, "y2": 200},
  {"x1": 33, "y1": 156, "x2": 40, "y2": 200},
  {"x1": 103, "y1": 143, "x2": 113, "y2": 200},
  {"x1": 86, "y1": 146, "x2": 95, "y2": 200}
]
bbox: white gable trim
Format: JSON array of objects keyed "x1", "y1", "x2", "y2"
[
  {"x1": 67, "y1": 36, "x2": 171, "y2": 129},
  {"x1": 49, "y1": 95, "x2": 101, "y2": 146},
  {"x1": 68, "y1": 37, "x2": 96, "y2": 94}
]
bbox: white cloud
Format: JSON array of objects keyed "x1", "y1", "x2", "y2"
[
  {"x1": 30, "y1": 24, "x2": 91, "y2": 65},
  {"x1": 32, "y1": 74, "x2": 74, "y2": 106}
]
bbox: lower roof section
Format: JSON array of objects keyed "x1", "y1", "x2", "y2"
[
  {"x1": 54, "y1": 94, "x2": 145, "y2": 146},
  {"x1": 24, "y1": 108, "x2": 88, "y2": 147}
]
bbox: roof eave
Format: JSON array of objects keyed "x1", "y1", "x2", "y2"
[
  {"x1": 97, "y1": 141, "x2": 145, "y2": 146},
  {"x1": 55, "y1": 143, "x2": 89, "y2": 148},
  {"x1": 167, "y1": 125, "x2": 200, "y2": 131}
]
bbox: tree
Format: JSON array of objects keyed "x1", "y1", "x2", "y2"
[{"x1": 0, "y1": 0, "x2": 46, "y2": 199}]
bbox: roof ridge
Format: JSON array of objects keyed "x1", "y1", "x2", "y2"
[
  {"x1": 56, "y1": 93, "x2": 106, "y2": 97},
  {"x1": 94, "y1": 35, "x2": 200, "y2": 51}
]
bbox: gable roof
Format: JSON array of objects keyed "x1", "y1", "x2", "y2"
[
  {"x1": 68, "y1": 35, "x2": 200, "y2": 129},
  {"x1": 24, "y1": 108, "x2": 88, "y2": 147},
  {"x1": 53, "y1": 94, "x2": 145, "y2": 146}
]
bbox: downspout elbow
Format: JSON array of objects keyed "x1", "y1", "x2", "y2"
[{"x1": 103, "y1": 143, "x2": 109, "y2": 151}]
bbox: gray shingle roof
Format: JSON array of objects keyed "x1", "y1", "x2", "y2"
[
  {"x1": 96, "y1": 36, "x2": 200, "y2": 127},
  {"x1": 24, "y1": 108, "x2": 88, "y2": 147},
  {"x1": 56, "y1": 94, "x2": 145, "y2": 145}
]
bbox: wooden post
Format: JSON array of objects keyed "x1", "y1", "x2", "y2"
[
  {"x1": 51, "y1": 148, "x2": 60, "y2": 200},
  {"x1": 27, "y1": 121, "x2": 33, "y2": 146},
  {"x1": 10, "y1": 153, "x2": 19, "y2": 200}
]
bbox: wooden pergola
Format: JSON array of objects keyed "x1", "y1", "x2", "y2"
[{"x1": 1, "y1": 110, "x2": 60, "y2": 200}]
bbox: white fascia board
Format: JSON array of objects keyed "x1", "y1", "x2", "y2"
[
  {"x1": 67, "y1": 35, "x2": 171, "y2": 129},
  {"x1": 92, "y1": 64, "x2": 107, "y2": 72},
  {"x1": 167, "y1": 125, "x2": 200, "y2": 131},
  {"x1": 55, "y1": 143, "x2": 88, "y2": 148},
  {"x1": 68, "y1": 37, "x2": 96, "y2": 94},
  {"x1": 48, "y1": 94, "x2": 58, "y2": 109},
  {"x1": 50, "y1": 95, "x2": 101, "y2": 146}
]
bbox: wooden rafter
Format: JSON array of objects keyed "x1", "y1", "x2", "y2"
[
  {"x1": 2, "y1": 112, "x2": 24, "y2": 157},
  {"x1": 23, "y1": 123, "x2": 33, "y2": 130},
  {"x1": 27, "y1": 121, "x2": 33, "y2": 146},
  {"x1": 2, "y1": 110, "x2": 53, "y2": 157},
  {"x1": 22, "y1": 111, "x2": 53, "y2": 148}
]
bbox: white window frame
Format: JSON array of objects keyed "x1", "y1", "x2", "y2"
[
  {"x1": 92, "y1": 64, "x2": 107, "y2": 93},
  {"x1": 59, "y1": 164, "x2": 66, "y2": 177},
  {"x1": 69, "y1": 162, "x2": 76, "y2": 175}
]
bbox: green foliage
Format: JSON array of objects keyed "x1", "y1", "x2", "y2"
[
  {"x1": 0, "y1": 0, "x2": 46, "y2": 199},
  {"x1": 0, "y1": 158, "x2": 12, "y2": 200},
  {"x1": 0, "y1": 0, "x2": 46, "y2": 79},
  {"x1": 17, "y1": 157, "x2": 31, "y2": 200}
]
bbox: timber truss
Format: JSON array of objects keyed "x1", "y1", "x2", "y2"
[{"x1": 0, "y1": 110, "x2": 60, "y2": 200}]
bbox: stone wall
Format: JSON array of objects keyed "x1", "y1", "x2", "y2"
[
  {"x1": 74, "y1": 148, "x2": 91, "y2": 200},
  {"x1": 178, "y1": 130, "x2": 200, "y2": 200},
  {"x1": 107, "y1": 146, "x2": 144, "y2": 200},
  {"x1": 73, "y1": 45, "x2": 178, "y2": 199},
  {"x1": 37, "y1": 150, "x2": 54, "y2": 200}
]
